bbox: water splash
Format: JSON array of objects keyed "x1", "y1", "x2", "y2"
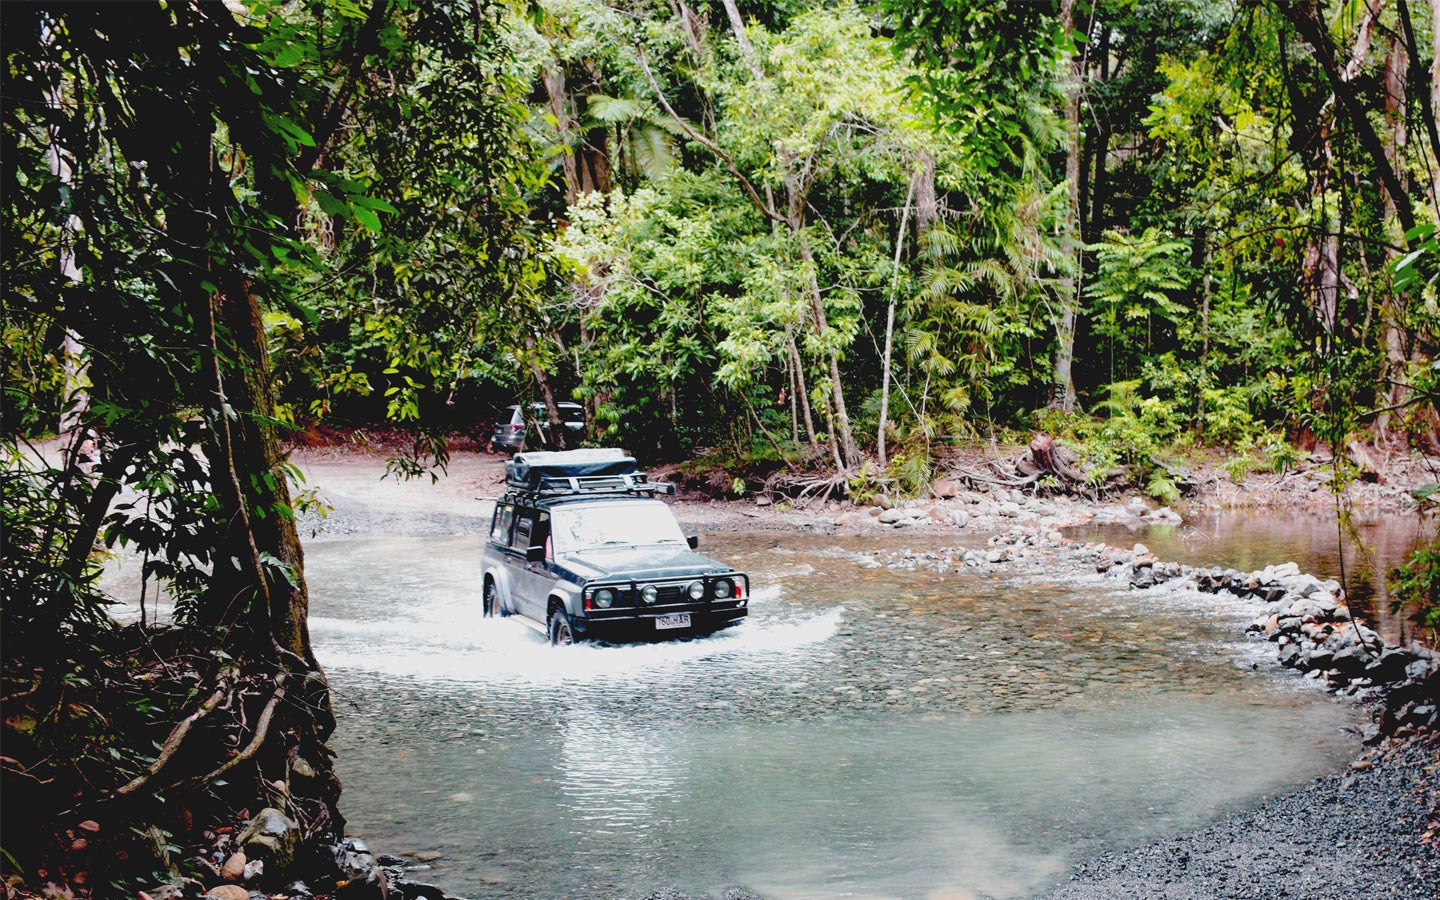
[{"x1": 311, "y1": 603, "x2": 843, "y2": 686}]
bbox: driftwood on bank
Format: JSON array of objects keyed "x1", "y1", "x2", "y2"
[{"x1": 947, "y1": 434, "x2": 1126, "y2": 499}]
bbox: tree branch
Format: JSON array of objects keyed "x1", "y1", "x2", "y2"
[
  {"x1": 636, "y1": 49, "x2": 783, "y2": 224},
  {"x1": 1279, "y1": 1, "x2": 1419, "y2": 244},
  {"x1": 296, "y1": 0, "x2": 390, "y2": 176}
]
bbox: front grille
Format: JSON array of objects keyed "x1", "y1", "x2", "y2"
[{"x1": 586, "y1": 575, "x2": 747, "y2": 617}]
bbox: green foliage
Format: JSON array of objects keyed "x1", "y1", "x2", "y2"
[
  {"x1": 1087, "y1": 227, "x2": 1190, "y2": 378},
  {"x1": 1199, "y1": 385, "x2": 1260, "y2": 448},
  {"x1": 878, "y1": 0, "x2": 1067, "y2": 178},
  {"x1": 1219, "y1": 448, "x2": 1257, "y2": 485},
  {"x1": 1146, "y1": 469, "x2": 1182, "y2": 505},
  {"x1": 1262, "y1": 434, "x2": 1300, "y2": 475},
  {"x1": 1064, "y1": 379, "x2": 1189, "y2": 495},
  {"x1": 1392, "y1": 541, "x2": 1440, "y2": 630},
  {"x1": 847, "y1": 446, "x2": 931, "y2": 503}
]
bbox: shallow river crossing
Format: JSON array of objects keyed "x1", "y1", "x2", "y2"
[{"x1": 308, "y1": 531, "x2": 1362, "y2": 900}]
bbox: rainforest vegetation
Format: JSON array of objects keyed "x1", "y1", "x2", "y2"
[{"x1": 3, "y1": 0, "x2": 1439, "y2": 893}]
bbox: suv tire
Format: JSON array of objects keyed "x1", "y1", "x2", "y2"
[
  {"x1": 548, "y1": 607, "x2": 575, "y2": 646},
  {"x1": 483, "y1": 580, "x2": 507, "y2": 618}
]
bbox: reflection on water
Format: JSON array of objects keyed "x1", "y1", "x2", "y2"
[
  {"x1": 1068, "y1": 508, "x2": 1434, "y2": 645},
  {"x1": 312, "y1": 532, "x2": 1361, "y2": 899}
]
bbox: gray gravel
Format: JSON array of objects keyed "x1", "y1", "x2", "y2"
[
  {"x1": 624, "y1": 737, "x2": 1439, "y2": 900},
  {"x1": 1040, "y1": 733, "x2": 1440, "y2": 900}
]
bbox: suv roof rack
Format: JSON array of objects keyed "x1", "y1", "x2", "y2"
[{"x1": 504, "y1": 448, "x2": 676, "y2": 499}]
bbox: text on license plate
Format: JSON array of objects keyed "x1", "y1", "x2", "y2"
[{"x1": 655, "y1": 613, "x2": 691, "y2": 630}]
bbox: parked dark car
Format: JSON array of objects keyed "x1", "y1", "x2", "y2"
[
  {"x1": 488, "y1": 402, "x2": 586, "y2": 454},
  {"x1": 481, "y1": 449, "x2": 750, "y2": 645}
]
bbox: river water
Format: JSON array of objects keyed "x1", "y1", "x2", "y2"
[
  {"x1": 310, "y1": 532, "x2": 1363, "y2": 900},
  {"x1": 1069, "y1": 508, "x2": 1434, "y2": 646}
]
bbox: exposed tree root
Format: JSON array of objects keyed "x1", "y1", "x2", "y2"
[{"x1": 113, "y1": 680, "x2": 231, "y2": 797}]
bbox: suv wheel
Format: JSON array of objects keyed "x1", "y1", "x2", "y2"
[
  {"x1": 548, "y1": 608, "x2": 575, "y2": 646},
  {"x1": 483, "y1": 580, "x2": 506, "y2": 618}
]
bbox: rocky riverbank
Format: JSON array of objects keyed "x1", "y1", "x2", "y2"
[{"x1": 841, "y1": 523, "x2": 1440, "y2": 899}]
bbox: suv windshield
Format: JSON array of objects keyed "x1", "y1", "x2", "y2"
[{"x1": 550, "y1": 501, "x2": 686, "y2": 554}]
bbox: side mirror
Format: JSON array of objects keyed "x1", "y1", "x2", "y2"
[
  {"x1": 687, "y1": 535, "x2": 700, "y2": 550},
  {"x1": 526, "y1": 545, "x2": 546, "y2": 563}
]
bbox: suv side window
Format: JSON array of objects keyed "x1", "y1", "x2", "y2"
[
  {"x1": 512, "y1": 508, "x2": 535, "y2": 551},
  {"x1": 490, "y1": 503, "x2": 513, "y2": 544},
  {"x1": 511, "y1": 509, "x2": 551, "y2": 557}
]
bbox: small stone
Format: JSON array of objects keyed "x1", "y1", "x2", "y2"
[
  {"x1": 206, "y1": 887, "x2": 249, "y2": 900},
  {"x1": 931, "y1": 479, "x2": 961, "y2": 499},
  {"x1": 220, "y1": 852, "x2": 246, "y2": 882},
  {"x1": 69, "y1": 838, "x2": 88, "y2": 852},
  {"x1": 949, "y1": 510, "x2": 969, "y2": 528},
  {"x1": 412, "y1": 851, "x2": 443, "y2": 862},
  {"x1": 142, "y1": 881, "x2": 202, "y2": 900},
  {"x1": 78, "y1": 820, "x2": 101, "y2": 833}
]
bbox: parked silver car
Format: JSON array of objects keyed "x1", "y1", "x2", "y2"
[{"x1": 488, "y1": 402, "x2": 585, "y2": 454}]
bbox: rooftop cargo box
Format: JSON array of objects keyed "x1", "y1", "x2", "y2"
[{"x1": 505, "y1": 448, "x2": 639, "y2": 490}]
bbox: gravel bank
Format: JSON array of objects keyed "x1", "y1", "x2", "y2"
[{"x1": 1042, "y1": 734, "x2": 1440, "y2": 900}]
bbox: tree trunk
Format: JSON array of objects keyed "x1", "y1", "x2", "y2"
[
  {"x1": 721, "y1": 0, "x2": 763, "y2": 79},
  {"x1": 43, "y1": 22, "x2": 90, "y2": 464},
  {"x1": 100, "y1": 8, "x2": 344, "y2": 833},
  {"x1": 794, "y1": 223, "x2": 859, "y2": 467},
  {"x1": 543, "y1": 65, "x2": 581, "y2": 208},
  {"x1": 789, "y1": 336, "x2": 817, "y2": 446},
  {"x1": 1289, "y1": 0, "x2": 1382, "y2": 339},
  {"x1": 1431, "y1": 0, "x2": 1440, "y2": 212},
  {"x1": 1396, "y1": 0, "x2": 1440, "y2": 218},
  {"x1": 525, "y1": 334, "x2": 570, "y2": 451},
  {"x1": 879, "y1": 176, "x2": 916, "y2": 467},
  {"x1": 1052, "y1": 0, "x2": 1083, "y2": 413},
  {"x1": 914, "y1": 151, "x2": 937, "y2": 237},
  {"x1": 1377, "y1": 30, "x2": 1411, "y2": 444}
]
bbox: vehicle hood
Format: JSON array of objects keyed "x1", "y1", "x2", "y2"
[{"x1": 555, "y1": 545, "x2": 735, "y2": 582}]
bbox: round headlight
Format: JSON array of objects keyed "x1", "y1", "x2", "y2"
[
  {"x1": 687, "y1": 581, "x2": 705, "y2": 600},
  {"x1": 713, "y1": 578, "x2": 733, "y2": 599},
  {"x1": 640, "y1": 584, "x2": 658, "y2": 605},
  {"x1": 594, "y1": 588, "x2": 615, "y2": 609}
]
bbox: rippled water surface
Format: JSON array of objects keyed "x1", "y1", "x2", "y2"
[{"x1": 310, "y1": 532, "x2": 1361, "y2": 900}]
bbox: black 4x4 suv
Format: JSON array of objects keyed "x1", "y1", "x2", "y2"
[{"x1": 481, "y1": 449, "x2": 750, "y2": 645}]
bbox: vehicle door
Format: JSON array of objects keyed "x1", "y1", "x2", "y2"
[
  {"x1": 486, "y1": 502, "x2": 516, "y2": 609},
  {"x1": 508, "y1": 506, "x2": 553, "y2": 622}
]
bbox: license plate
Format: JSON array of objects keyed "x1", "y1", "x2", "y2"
[{"x1": 655, "y1": 613, "x2": 691, "y2": 630}]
